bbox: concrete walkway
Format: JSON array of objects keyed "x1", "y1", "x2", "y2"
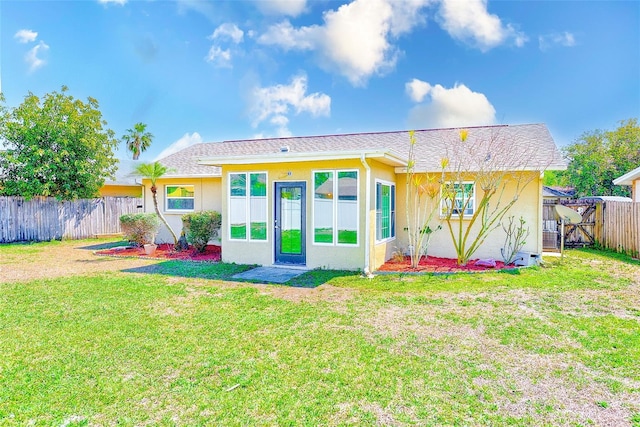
[{"x1": 232, "y1": 266, "x2": 307, "y2": 284}]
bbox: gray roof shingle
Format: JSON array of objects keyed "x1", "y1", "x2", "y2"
[{"x1": 158, "y1": 123, "x2": 566, "y2": 177}]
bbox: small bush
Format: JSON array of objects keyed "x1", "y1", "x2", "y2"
[
  {"x1": 120, "y1": 213, "x2": 161, "y2": 246},
  {"x1": 182, "y1": 211, "x2": 222, "y2": 253}
]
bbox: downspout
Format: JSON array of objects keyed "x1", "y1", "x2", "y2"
[{"x1": 361, "y1": 155, "x2": 371, "y2": 273}]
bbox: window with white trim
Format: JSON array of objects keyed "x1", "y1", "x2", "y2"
[
  {"x1": 441, "y1": 182, "x2": 475, "y2": 216},
  {"x1": 313, "y1": 170, "x2": 358, "y2": 245},
  {"x1": 376, "y1": 181, "x2": 395, "y2": 241},
  {"x1": 229, "y1": 172, "x2": 267, "y2": 240},
  {"x1": 165, "y1": 185, "x2": 194, "y2": 211}
]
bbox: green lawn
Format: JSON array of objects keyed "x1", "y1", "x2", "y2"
[{"x1": 1, "y1": 243, "x2": 639, "y2": 426}]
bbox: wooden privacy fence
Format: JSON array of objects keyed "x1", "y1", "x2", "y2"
[
  {"x1": 0, "y1": 196, "x2": 142, "y2": 243},
  {"x1": 602, "y1": 201, "x2": 640, "y2": 257}
]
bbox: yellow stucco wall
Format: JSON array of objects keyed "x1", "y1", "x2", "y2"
[
  {"x1": 99, "y1": 185, "x2": 142, "y2": 198},
  {"x1": 221, "y1": 159, "x2": 375, "y2": 270},
  {"x1": 141, "y1": 177, "x2": 222, "y2": 243},
  {"x1": 394, "y1": 171, "x2": 544, "y2": 262}
]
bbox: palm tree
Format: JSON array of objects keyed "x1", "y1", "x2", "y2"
[
  {"x1": 123, "y1": 122, "x2": 153, "y2": 160},
  {"x1": 134, "y1": 161, "x2": 179, "y2": 245}
]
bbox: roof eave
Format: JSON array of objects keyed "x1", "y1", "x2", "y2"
[
  {"x1": 613, "y1": 165, "x2": 640, "y2": 186},
  {"x1": 198, "y1": 150, "x2": 408, "y2": 167}
]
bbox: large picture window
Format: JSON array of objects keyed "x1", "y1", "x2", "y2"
[
  {"x1": 229, "y1": 172, "x2": 267, "y2": 240},
  {"x1": 376, "y1": 181, "x2": 395, "y2": 241},
  {"x1": 313, "y1": 170, "x2": 358, "y2": 245},
  {"x1": 165, "y1": 185, "x2": 194, "y2": 211},
  {"x1": 441, "y1": 182, "x2": 475, "y2": 216}
]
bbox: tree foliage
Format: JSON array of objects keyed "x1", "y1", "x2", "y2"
[
  {"x1": 0, "y1": 87, "x2": 118, "y2": 200},
  {"x1": 562, "y1": 118, "x2": 640, "y2": 197},
  {"x1": 122, "y1": 122, "x2": 153, "y2": 160}
]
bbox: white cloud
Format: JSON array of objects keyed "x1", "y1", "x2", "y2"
[
  {"x1": 154, "y1": 132, "x2": 204, "y2": 160},
  {"x1": 405, "y1": 78, "x2": 432, "y2": 103},
  {"x1": 209, "y1": 23, "x2": 244, "y2": 44},
  {"x1": 256, "y1": 0, "x2": 307, "y2": 17},
  {"x1": 206, "y1": 23, "x2": 244, "y2": 68},
  {"x1": 14, "y1": 29, "x2": 38, "y2": 43},
  {"x1": 205, "y1": 46, "x2": 232, "y2": 68},
  {"x1": 258, "y1": 0, "x2": 431, "y2": 86},
  {"x1": 249, "y1": 74, "x2": 331, "y2": 136},
  {"x1": 539, "y1": 31, "x2": 576, "y2": 52},
  {"x1": 98, "y1": 0, "x2": 127, "y2": 5},
  {"x1": 257, "y1": 20, "x2": 318, "y2": 51},
  {"x1": 25, "y1": 41, "x2": 49, "y2": 73},
  {"x1": 407, "y1": 81, "x2": 496, "y2": 129},
  {"x1": 437, "y1": 0, "x2": 526, "y2": 51}
]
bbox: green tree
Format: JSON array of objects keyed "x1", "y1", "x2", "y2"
[
  {"x1": 562, "y1": 118, "x2": 640, "y2": 197},
  {"x1": 122, "y1": 122, "x2": 153, "y2": 160},
  {"x1": 133, "y1": 161, "x2": 179, "y2": 245},
  {"x1": 0, "y1": 87, "x2": 118, "y2": 200}
]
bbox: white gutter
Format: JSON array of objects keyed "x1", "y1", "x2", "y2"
[{"x1": 360, "y1": 155, "x2": 371, "y2": 273}]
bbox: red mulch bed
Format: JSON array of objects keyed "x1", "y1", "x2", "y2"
[
  {"x1": 378, "y1": 255, "x2": 516, "y2": 273},
  {"x1": 96, "y1": 243, "x2": 221, "y2": 262}
]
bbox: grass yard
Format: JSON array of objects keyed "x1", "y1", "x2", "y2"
[{"x1": 0, "y1": 241, "x2": 639, "y2": 426}]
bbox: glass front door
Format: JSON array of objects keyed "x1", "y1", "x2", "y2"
[{"x1": 274, "y1": 182, "x2": 306, "y2": 265}]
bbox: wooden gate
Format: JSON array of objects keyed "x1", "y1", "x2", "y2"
[{"x1": 542, "y1": 201, "x2": 600, "y2": 250}]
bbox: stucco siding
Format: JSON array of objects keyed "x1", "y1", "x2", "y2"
[
  {"x1": 142, "y1": 177, "x2": 222, "y2": 243},
  {"x1": 394, "y1": 171, "x2": 543, "y2": 262},
  {"x1": 99, "y1": 185, "x2": 142, "y2": 198},
  {"x1": 221, "y1": 160, "x2": 368, "y2": 270}
]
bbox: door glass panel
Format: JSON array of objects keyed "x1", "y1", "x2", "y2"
[{"x1": 280, "y1": 186, "x2": 302, "y2": 254}]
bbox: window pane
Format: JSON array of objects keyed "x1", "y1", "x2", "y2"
[
  {"x1": 250, "y1": 173, "x2": 267, "y2": 240},
  {"x1": 250, "y1": 173, "x2": 266, "y2": 197},
  {"x1": 166, "y1": 185, "x2": 194, "y2": 211},
  {"x1": 337, "y1": 171, "x2": 357, "y2": 244},
  {"x1": 442, "y1": 182, "x2": 474, "y2": 215},
  {"x1": 230, "y1": 174, "x2": 247, "y2": 239},
  {"x1": 168, "y1": 198, "x2": 194, "y2": 210},
  {"x1": 314, "y1": 172, "x2": 334, "y2": 243},
  {"x1": 230, "y1": 174, "x2": 246, "y2": 197},
  {"x1": 390, "y1": 185, "x2": 396, "y2": 238}
]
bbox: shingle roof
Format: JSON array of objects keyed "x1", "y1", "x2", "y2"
[{"x1": 158, "y1": 123, "x2": 566, "y2": 177}]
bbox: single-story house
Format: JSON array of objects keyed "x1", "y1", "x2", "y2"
[
  {"x1": 613, "y1": 165, "x2": 640, "y2": 202},
  {"x1": 143, "y1": 123, "x2": 566, "y2": 271},
  {"x1": 99, "y1": 160, "x2": 143, "y2": 198}
]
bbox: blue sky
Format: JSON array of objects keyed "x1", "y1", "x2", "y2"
[{"x1": 2, "y1": 0, "x2": 639, "y2": 164}]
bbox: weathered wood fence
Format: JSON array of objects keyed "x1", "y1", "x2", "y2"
[
  {"x1": 543, "y1": 200, "x2": 639, "y2": 257},
  {"x1": 0, "y1": 196, "x2": 142, "y2": 243},
  {"x1": 601, "y1": 201, "x2": 640, "y2": 257}
]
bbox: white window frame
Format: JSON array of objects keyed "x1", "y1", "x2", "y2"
[
  {"x1": 375, "y1": 179, "x2": 396, "y2": 243},
  {"x1": 312, "y1": 169, "x2": 359, "y2": 247},
  {"x1": 228, "y1": 172, "x2": 268, "y2": 242},
  {"x1": 440, "y1": 181, "x2": 476, "y2": 218},
  {"x1": 165, "y1": 184, "x2": 195, "y2": 212}
]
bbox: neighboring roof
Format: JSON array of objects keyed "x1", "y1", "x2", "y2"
[
  {"x1": 578, "y1": 196, "x2": 633, "y2": 203},
  {"x1": 543, "y1": 186, "x2": 575, "y2": 198},
  {"x1": 613, "y1": 165, "x2": 640, "y2": 186},
  {"x1": 104, "y1": 159, "x2": 143, "y2": 187},
  {"x1": 159, "y1": 124, "x2": 566, "y2": 177}
]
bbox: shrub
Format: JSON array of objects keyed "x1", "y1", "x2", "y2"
[
  {"x1": 182, "y1": 211, "x2": 222, "y2": 253},
  {"x1": 120, "y1": 213, "x2": 161, "y2": 246}
]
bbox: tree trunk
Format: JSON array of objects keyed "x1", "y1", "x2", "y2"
[{"x1": 150, "y1": 185, "x2": 178, "y2": 245}]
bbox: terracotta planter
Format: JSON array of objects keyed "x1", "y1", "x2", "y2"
[{"x1": 143, "y1": 244, "x2": 157, "y2": 256}]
